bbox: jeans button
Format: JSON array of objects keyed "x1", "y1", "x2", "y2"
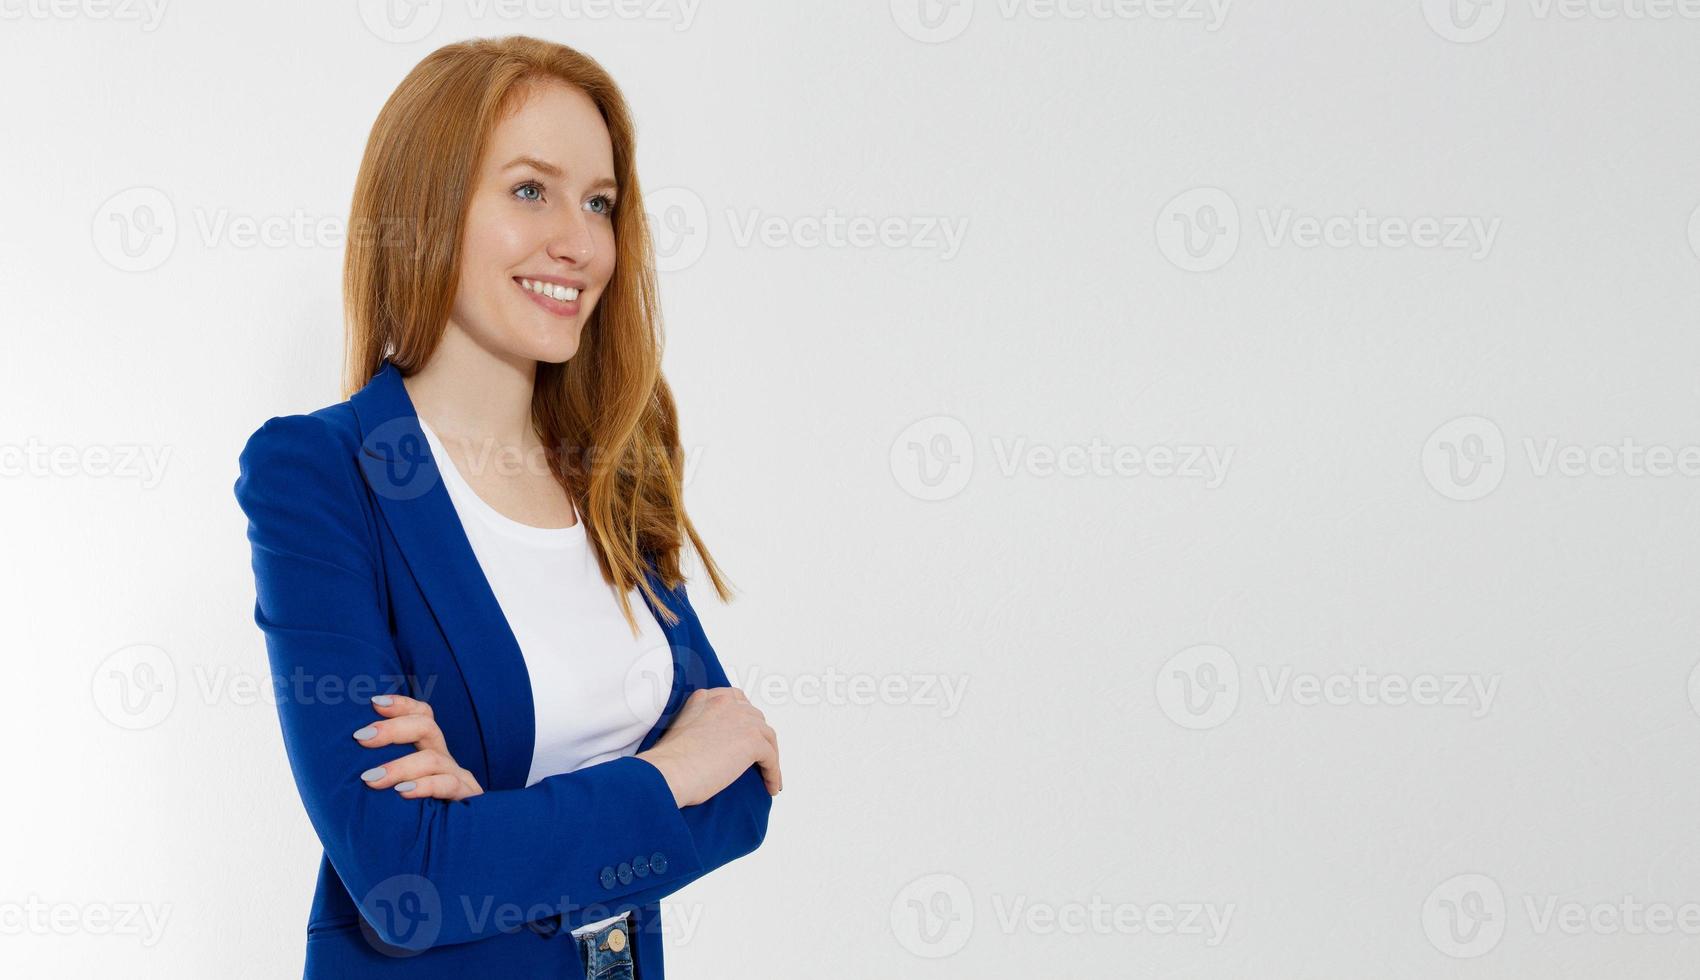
[{"x1": 607, "y1": 926, "x2": 627, "y2": 953}]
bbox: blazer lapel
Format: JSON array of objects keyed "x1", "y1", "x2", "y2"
[
  {"x1": 349, "y1": 360, "x2": 537, "y2": 791},
  {"x1": 347, "y1": 359, "x2": 696, "y2": 790}
]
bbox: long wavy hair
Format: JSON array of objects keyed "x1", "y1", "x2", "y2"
[{"x1": 341, "y1": 35, "x2": 730, "y2": 632}]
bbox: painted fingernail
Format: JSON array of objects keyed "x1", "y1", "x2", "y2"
[
  {"x1": 371, "y1": 695, "x2": 394, "y2": 707},
  {"x1": 361, "y1": 766, "x2": 386, "y2": 782},
  {"x1": 395, "y1": 781, "x2": 417, "y2": 792},
  {"x1": 352, "y1": 726, "x2": 377, "y2": 740}
]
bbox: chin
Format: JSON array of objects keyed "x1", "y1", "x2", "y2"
[{"x1": 541, "y1": 325, "x2": 589, "y2": 363}]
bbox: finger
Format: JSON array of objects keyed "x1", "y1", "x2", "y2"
[
  {"x1": 392, "y1": 772, "x2": 469, "y2": 800},
  {"x1": 456, "y1": 768, "x2": 484, "y2": 799},
  {"x1": 368, "y1": 694, "x2": 435, "y2": 720},
  {"x1": 755, "y1": 755, "x2": 782, "y2": 796},
  {"x1": 750, "y1": 728, "x2": 781, "y2": 793},
  {"x1": 674, "y1": 688, "x2": 713, "y2": 719},
  {"x1": 351, "y1": 714, "x2": 449, "y2": 754},
  {"x1": 358, "y1": 748, "x2": 456, "y2": 789}
]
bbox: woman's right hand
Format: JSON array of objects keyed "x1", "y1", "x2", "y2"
[{"x1": 637, "y1": 687, "x2": 781, "y2": 807}]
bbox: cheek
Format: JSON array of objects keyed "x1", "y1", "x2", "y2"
[{"x1": 460, "y1": 202, "x2": 530, "y2": 280}]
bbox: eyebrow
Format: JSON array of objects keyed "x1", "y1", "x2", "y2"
[{"x1": 501, "y1": 155, "x2": 617, "y2": 192}]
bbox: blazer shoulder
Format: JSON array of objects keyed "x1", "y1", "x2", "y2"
[
  {"x1": 234, "y1": 402, "x2": 363, "y2": 500},
  {"x1": 239, "y1": 401, "x2": 359, "y2": 456}
]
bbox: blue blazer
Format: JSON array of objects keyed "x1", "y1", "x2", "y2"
[{"x1": 233, "y1": 359, "x2": 772, "y2": 978}]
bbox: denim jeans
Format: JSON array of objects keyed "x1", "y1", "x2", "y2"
[{"x1": 575, "y1": 914, "x2": 635, "y2": 979}]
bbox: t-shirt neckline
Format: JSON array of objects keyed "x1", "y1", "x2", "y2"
[{"x1": 415, "y1": 416, "x2": 586, "y2": 549}]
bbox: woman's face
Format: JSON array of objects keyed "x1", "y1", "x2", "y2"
[{"x1": 449, "y1": 80, "x2": 618, "y2": 365}]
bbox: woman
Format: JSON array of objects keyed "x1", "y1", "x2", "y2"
[{"x1": 233, "y1": 36, "x2": 780, "y2": 979}]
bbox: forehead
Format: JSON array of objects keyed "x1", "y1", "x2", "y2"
[{"x1": 485, "y1": 80, "x2": 614, "y2": 175}]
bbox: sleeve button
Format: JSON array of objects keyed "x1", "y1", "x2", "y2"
[
  {"x1": 599, "y1": 866, "x2": 617, "y2": 890},
  {"x1": 633, "y1": 855, "x2": 650, "y2": 877},
  {"x1": 617, "y1": 862, "x2": 633, "y2": 885},
  {"x1": 650, "y1": 851, "x2": 668, "y2": 874}
]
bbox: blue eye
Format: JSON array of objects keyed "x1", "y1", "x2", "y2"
[
  {"x1": 586, "y1": 193, "x2": 615, "y2": 216},
  {"x1": 513, "y1": 181, "x2": 544, "y2": 203}
]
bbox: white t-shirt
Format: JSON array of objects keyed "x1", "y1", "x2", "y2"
[{"x1": 417, "y1": 417, "x2": 675, "y2": 937}]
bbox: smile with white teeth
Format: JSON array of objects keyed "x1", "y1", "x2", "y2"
[{"x1": 517, "y1": 278, "x2": 580, "y2": 302}]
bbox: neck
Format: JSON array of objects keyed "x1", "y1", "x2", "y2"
[{"x1": 402, "y1": 323, "x2": 539, "y2": 449}]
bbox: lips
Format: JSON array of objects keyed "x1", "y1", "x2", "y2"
[
  {"x1": 513, "y1": 277, "x2": 583, "y2": 317},
  {"x1": 514, "y1": 276, "x2": 582, "y2": 302}
]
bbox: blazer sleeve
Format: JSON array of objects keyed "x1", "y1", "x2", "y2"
[
  {"x1": 236, "y1": 413, "x2": 714, "y2": 950},
  {"x1": 549, "y1": 584, "x2": 775, "y2": 932},
  {"x1": 671, "y1": 584, "x2": 774, "y2": 875}
]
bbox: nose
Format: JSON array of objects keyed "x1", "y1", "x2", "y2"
[{"x1": 545, "y1": 207, "x2": 598, "y2": 266}]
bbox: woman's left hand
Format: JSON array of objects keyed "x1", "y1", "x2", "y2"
[{"x1": 353, "y1": 694, "x2": 485, "y2": 801}]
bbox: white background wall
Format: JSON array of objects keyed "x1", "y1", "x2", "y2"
[{"x1": 4, "y1": 1, "x2": 1700, "y2": 976}]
